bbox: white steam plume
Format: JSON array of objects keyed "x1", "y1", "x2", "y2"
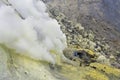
[{"x1": 0, "y1": 0, "x2": 67, "y2": 64}]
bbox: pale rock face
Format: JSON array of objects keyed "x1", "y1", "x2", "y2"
[{"x1": 97, "y1": 55, "x2": 110, "y2": 65}]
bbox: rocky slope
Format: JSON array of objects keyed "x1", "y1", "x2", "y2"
[{"x1": 43, "y1": 0, "x2": 120, "y2": 68}]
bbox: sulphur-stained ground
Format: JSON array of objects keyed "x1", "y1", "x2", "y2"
[
  {"x1": 0, "y1": 44, "x2": 59, "y2": 80},
  {"x1": 0, "y1": 44, "x2": 120, "y2": 80}
]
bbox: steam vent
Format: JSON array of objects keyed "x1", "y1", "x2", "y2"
[{"x1": 0, "y1": 0, "x2": 120, "y2": 80}]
